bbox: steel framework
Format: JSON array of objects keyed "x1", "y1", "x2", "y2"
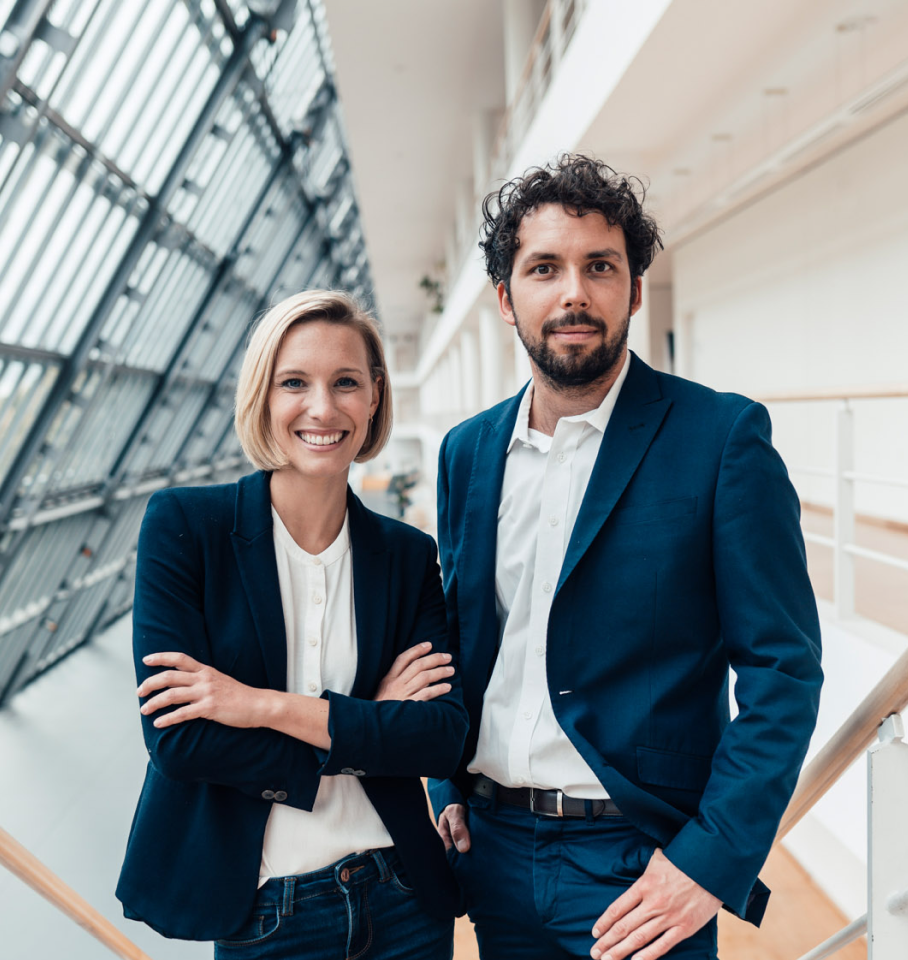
[{"x1": 0, "y1": 0, "x2": 373, "y2": 706}]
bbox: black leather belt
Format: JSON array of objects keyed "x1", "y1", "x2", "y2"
[{"x1": 473, "y1": 775, "x2": 622, "y2": 818}]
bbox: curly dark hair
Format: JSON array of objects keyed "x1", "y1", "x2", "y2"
[{"x1": 479, "y1": 154, "x2": 662, "y2": 291}]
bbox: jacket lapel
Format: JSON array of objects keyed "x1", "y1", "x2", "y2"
[
  {"x1": 347, "y1": 490, "x2": 389, "y2": 700},
  {"x1": 230, "y1": 471, "x2": 288, "y2": 691},
  {"x1": 458, "y1": 390, "x2": 524, "y2": 672},
  {"x1": 557, "y1": 355, "x2": 672, "y2": 592}
]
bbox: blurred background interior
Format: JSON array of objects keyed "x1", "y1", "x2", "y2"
[{"x1": 0, "y1": 1, "x2": 906, "y2": 957}]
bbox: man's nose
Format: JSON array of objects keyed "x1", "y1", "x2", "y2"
[{"x1": 561, "y1": 269, "x2": 590, "y2": 311}]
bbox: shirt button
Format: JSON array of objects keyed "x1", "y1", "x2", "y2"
[
  {"x1": 522, "y1": 442, "x2": 533, "y2": 449},
  {"x1": 535, "y1": 645, "x2": 544, "y2": 657},
  {"x1": 312, "y1": 558, "x2": 321, "y2": 566},
  {"x1": 558, "y1": 452, "x2": 566, "y2": 463},
  {"x1": 312, "y1": 593, "x2": 323, "y2": 604},
  {"x1": 308, "y1": 682, "x2": 318, "y2": 692},
  {"x1": 523, "y1": 710, "x2": 532, "y2": 720},
  {"x1": 308, "y1": 638, "x2": 318, "y2": 647},
  {"x1": 548, "y1": 515, "x2": 558, "y2": 526},
  {"x1": 542, "y1": 582, "x2": 553, "y2": 593},
  {"x1": 515, "y1": 776, "x2": 526, "y2": 785}
]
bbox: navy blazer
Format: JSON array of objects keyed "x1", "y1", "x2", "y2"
[
  {"x1": 117, "y1": 471, "x2": 467, "y2": 941},
  {"x1": 428, "y1": 354, "x2": 822, "y2": 926}
]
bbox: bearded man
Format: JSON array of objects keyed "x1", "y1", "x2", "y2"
[{"x1": 429, "y1": 155, "x2": 822, "y2": 960}]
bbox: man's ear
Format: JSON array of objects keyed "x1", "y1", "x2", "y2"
[
  {"x1": 498, "y1": 281, "x2": 516, "y2": 328},
  {"x1": 629, "y1": 276, "x2": 643, "y2": 317}
]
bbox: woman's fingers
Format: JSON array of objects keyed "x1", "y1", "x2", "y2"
[
  {"x1": 399, "y1": 651, "x2": 452, "y2": 682},
  {"x1": 137, "y1": 669, "x2": 195, "y2": 698},
  {"x1": 385, "y1": 642, "x2": 434, "y2": 679},
  {"x1": 407, "y1": 664, "x2": 454, "y2": 692},
  {"x1": 410, "y1": 682, "x2": 452, "y2": 702},
  {"x1": 142, "y1": 651, "x2": 202, "y2": 671},
  {"x1": 140, "y1": 684, "x2": 202, "y2": 715}
]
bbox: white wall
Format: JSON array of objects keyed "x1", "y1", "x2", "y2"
[{"x1": 673, "y1": 109, "x2": 908, "y2": 524}]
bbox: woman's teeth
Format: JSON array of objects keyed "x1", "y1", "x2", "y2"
[{"x1": 298, "y1": 431, "x2": 344, "y2": 446}]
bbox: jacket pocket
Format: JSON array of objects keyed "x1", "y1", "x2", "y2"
[
  {"x1": 636, "y1": 745, "x2": 712, "y2": 791},
  {"x1": 612, "y1": 496, "x2": 697, "y2": 525}
]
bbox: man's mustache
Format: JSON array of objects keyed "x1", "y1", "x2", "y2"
[{"x1": 541, "y1": 311, "x2": 607, "y2": 337}]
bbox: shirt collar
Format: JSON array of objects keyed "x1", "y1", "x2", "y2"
[
  {"x1": 506, "y1": 350, "x2": 632, "y2": 453},
  {"x1": 271, "y1": 507, "x2": 351, "y2": 567}
]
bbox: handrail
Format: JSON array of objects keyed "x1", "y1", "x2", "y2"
[
  {"x1": 776, "y1": 645, "x2": 908, "y2": 840},
  {"x1": 757, "y1": 385, "x2": 908, "y2": 402},
  {"x1": 796, "y1": 915, "x2": 868, "y2": 960},
  {"x1": 0, "y1": 825, "x2": 153, "y2": 960}
]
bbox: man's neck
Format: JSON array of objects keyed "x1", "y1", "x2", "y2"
[{"x1": 527, "y1": 351, "x2": 627, "y2": 436}]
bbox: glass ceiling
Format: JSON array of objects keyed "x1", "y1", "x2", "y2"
[{"x1": 0, "y1": 0, "x2": 372, "y2": 707}]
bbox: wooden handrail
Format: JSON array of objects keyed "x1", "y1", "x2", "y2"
[
  {"x1": 776, "y1": 645, "x2": 908, "y2": 840},
  {"x1": 0, "y1": 825, "x2": 153, "y2": 960},
  {"x1": 758, "y1": 384, "x2": 908, "y2": 402}
]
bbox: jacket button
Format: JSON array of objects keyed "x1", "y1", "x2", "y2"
[
  {"x1": 261, "y1": 789, "x2": 275, "y2": 800},
  {"x1": 340, "y1": 767, "x2": 355, "y2": 775},
  {"x1": 353, "y1": 769, "x2": 365, "y2": 777},
  {"x1": 273, "y1": 790, "x2": 288, "y2": 802}
]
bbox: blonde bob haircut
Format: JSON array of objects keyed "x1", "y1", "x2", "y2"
[{"x1": 235, "y1": 289, "x2": 392, "y2": 470}]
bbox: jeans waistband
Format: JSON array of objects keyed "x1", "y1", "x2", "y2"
[{"x1": 254, "y1": 847, "x2": 399, "y2": 914}]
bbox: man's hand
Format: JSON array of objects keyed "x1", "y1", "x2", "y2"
[
  {"x1": 437, "y1": 803, "x2": 471, "y2": 852},
  {"x1": 590, "y1": 849, "x2": 721, "y2": 960}
]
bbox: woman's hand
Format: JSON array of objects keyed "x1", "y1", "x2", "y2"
[
  {"x1": 138, "y1": 652, "x2": 269, "y2": 729},
  {"x1": 374, "y1": 642, "x2": 455, "y2": 702}
]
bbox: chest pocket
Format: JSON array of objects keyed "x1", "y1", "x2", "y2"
[{"x1": 612, "y1": 496, "x2": 697, "y2": 526}]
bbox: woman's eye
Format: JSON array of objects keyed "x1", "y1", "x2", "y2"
[
  {"x1": 336, "y1": 377, "x2": 361, "y2": 388},
  {"x1": 281, "y1": 378, "x2": 304, "y2": 389}
]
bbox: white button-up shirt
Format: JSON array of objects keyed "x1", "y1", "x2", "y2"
[
  {"x1": 259, "y1": 509, "x2": 391, "y2": 883},
  {"x1": 468, "y1": 353, "x2": 631, "y2": 797}
]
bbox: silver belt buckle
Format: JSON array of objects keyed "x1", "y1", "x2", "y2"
[{"x1": 530, "y1": 788, "x2": 564, "y2": 817}]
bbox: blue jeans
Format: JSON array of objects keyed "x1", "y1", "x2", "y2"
[
  {"x1": 449, "y1": 792, "x2": 718, "y2": 960},
  {"x1": 213, "y1": 848, "x2": 453, "y2": 959}
]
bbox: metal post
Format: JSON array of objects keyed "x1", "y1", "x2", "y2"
[
  {"x1": 867, "y1": 713, "x2": 908, "y2": 958},
  {"x1": 834, "y1": 400, "x2": 855, "y2": 618}
]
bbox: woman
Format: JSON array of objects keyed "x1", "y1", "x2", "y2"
[{"x1": 117, "y1": 291, "x2": 467, "y2": 958}]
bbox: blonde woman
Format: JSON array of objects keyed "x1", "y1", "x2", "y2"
[{"x1": 117, "y1": 291, "x2": 465, "y2": 958}]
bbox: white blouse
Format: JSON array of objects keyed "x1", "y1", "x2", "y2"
[{"x1": 258, "y1": 508, "x2": 392, "y2": 883}]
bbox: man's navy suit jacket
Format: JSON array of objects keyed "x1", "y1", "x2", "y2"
[
  {"x1": 117, "y1": 471, "x2": 467, "y2": 941},
  {"x1": 428, "y1": 353, "x2": 823, "y2": 925}
]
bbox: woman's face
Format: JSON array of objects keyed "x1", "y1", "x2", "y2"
[{"x1": 267, "y1": 320, "x2": 380, "y2": 483}]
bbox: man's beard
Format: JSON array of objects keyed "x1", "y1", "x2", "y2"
[{"x1": 514, "y1": 309, "x2": 630, "y2": 390}]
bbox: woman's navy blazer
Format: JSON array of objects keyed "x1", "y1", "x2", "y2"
[{"x1": 117, "y1": 471, "x2": 467, "y2": 941}]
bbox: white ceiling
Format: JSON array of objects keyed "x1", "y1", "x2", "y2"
[
  {"x1": 323, "y1": 0, "x2": 505, "y2": 333},
  {"x1": 324, "y1": 0, "x2": 908, "y2": 333}
]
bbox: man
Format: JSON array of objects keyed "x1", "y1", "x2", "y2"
[{"x1": 428, "y1": 155, "x2": 822, "y2": 960}]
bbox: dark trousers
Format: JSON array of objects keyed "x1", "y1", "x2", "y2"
[
  {"x1": 213, "y1": 848, "x2": 453, "y2": 959},
  {"x1": 449, "y1": 792, "x2": 718, "y2": 960}
]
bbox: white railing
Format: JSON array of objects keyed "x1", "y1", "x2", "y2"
[{"x1": 759, "y1": 386, "x2": 908, "y2": 620}]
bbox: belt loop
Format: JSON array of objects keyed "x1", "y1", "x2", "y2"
[
  {"x1": 282, "y1": 877, "x2": 295, "y2": 917},
  {"x1": 584, "y1": 799, "x2": 595, "y2": 824},
  {"x1": 372, "y1": 848, "x2": 392, "y2": 882}
]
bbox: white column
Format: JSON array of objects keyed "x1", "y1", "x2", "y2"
[
  {"x1": 479, "y1": 306, "x2": 504, "y2": 408},
  {"x1": 455, "y1": 179, "x2": 474, "y2": 251},
  {"x1": 626, "y1": 273, "x2": 652, "y2": 364},
  {"x1": 472, "y1": 110, "x2": 496, "y2": 193},
  {"x1": 513, "y1": 327, "x2": 532, "y2": 388},
  {"x1": 448, "y1": 345, "x2": 463, "y2": 415},
  {"x1": 460, "y1": 328, "x2": 480, "y2": 413},
  {"x1": 503, "y1": 0, "x2": 545, "y2": 104}
]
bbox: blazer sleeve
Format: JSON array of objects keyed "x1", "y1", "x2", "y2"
[
  {"x1": 319, "y1": 530, "x2": 468, "y2": 780},
  {"x1": 662, "y1": 401, "x2": 823, "y2": 917},
  {"x1": 427, "y1": 431, "x2": 472, "y2": 815},
  {"x1": 133, "y1": 490, "x2": 322, "y2": 811}
]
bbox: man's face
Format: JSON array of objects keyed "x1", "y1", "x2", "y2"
[{"x1": 498, "y1": 204, "x2": 642, "y2": 389}]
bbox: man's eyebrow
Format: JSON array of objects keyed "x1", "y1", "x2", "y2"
[{"x1": 586, "y1": 247, "x2": 625, "y2": 261}]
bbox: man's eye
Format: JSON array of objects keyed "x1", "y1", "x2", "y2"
[
  {"x1": 533, "y1": 264, "x2": 552, "y2": 275},
  {"x1": 590, "y1": 261, "x2": 610, "y2": 273}
]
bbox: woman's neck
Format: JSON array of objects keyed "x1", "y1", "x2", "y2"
[{"x1": 269, "y1": 469, "x2": 349, "y2": 555}]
